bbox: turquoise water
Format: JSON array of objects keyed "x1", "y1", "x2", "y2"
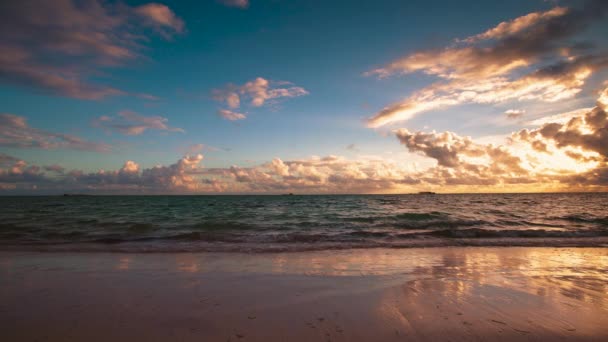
[{"x1": 1, "y1": 193, "x2": 607, "y2": 252}]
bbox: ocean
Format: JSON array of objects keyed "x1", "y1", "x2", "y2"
[{"x1": 1, "y1": 193, "x2": 607, "y2": 252}]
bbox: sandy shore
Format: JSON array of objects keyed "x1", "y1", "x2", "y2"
[{"x1": 1, "y1": 247, "x2": 607, "y2": 341}]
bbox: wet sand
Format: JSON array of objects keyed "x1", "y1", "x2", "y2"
[{"x1": 1, "y1": 247, "x2": 607, "y2": 341}]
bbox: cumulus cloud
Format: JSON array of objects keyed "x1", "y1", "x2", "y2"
[
  {"x1": 395, "y1": 87, "x2": 608, "y2": 188},
  {"x1": 0, "y1": 151, "x2": 419, "y2": 194},
  {"x1": 12, "y1": 154, "x2": 208, "y2": 193},
  {"x1": 94, "y1": 110, "x2": 184, "y2": 136},
  {"x1": 0, "y1": 0, "x2": 184, "y2": 99},
  {"x1": 0, "y1": 158, "x2": 50, "y2": 186},
  {"x1": 218, "y1": 155, "x2": 421, "y2": 193},
  {"x1": 217, "y1": 109, "x2": 247, "y2": 121},
  {"x1": 366, "y1": 0, "x2": 608, "y2": 127},
  {"x1": 212, "y1": 77, "x2": 308, "y2": 120},
  {"x1": 395, "y1": 129, "x2": 532, "y2": 187},
  {"x1": 139, "y1": 154, "x2": 204, "y2": 190},
  {"x1": 218, "y1": 0, "x2": 249, "y2": 9},
  {"x1": 512, "y1": 100, "x2": 608, "y2": 160},
  {"x1": 0, "y1": 113, "x2": 111, "y2": 152},
  {"x1": 396, "y1": 130, "x2": 486, "y2": 168},
  {"x1": 2, "y1": 88, "x2": 607, "y2": 193}
]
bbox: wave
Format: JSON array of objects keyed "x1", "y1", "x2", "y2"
[
  {"x1": 2, "y1": 236, "x2": 608, "y2": 253},
  {"x1": 424, "y1": 228, "x2": 608, "y2": 238},
  {"x1": 3, "y1": 226, "x2": 607, "y2": 253},
  {"x1": 555, "y1": 215, "x2": 608, "y2": 226},
  {"x1": 187, "y1": 221, "x2": 263, "y2": 231},
  {"x1": 394, "y1": 212, "x2": 448, "y2": 220}
]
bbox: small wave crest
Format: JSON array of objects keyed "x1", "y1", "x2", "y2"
[
  {"x1": 2, "y1": 194, "x2": 607, "y2": 252},
  {"x1": 555, "y1": 214, "x2": 608, "y2": 226}
]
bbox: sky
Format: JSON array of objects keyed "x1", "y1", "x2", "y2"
[{"x1": 1, "y1": 0, "x2": 607, "y2": 194}]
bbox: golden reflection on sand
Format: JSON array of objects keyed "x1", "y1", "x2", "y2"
[
  {"x1": 116, "y1": 256, "x2": 132, "y2": 270},
  {"x1": 1, "y1": 247, "x2": 607, "y2": 341},
  {"x1": 372, "y1": 248, "x2": 608, "y2": 339},
  {"x1": 175, "y1": 254, "x2": 202, "y2": 273}
]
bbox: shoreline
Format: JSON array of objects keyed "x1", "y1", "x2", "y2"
[
  {"x1": 2, "y1": 247, "x2": 608, "y2": 341},
  {"x1": 2, "y1": 236, "x2": 608, "y2": 253}
]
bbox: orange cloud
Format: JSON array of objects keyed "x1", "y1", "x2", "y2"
[
  {"x1": 461, "y1": 6, "x2": 568, "y2": 44},
  {"x1": 212, "y1": 77, "x2": 308, "y2": 120},
  {"x1": 2, "y1": 88, "x2": 607, "y2": 194},
  {"x1": 135, "y1": 3, "x2": 185, "y2": 34},
  {"x1": 366, "y1": 1, "x2": 608, "y2": 127}
]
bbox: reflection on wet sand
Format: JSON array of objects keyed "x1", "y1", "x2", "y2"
[
  {"x1": 175, "y1": 254, "x2": 202, "y2": 273},
  {"x1": 376, "y1": 248, "x2": 608, "y2": 340},
  {"x1": 0, "y1": 247, "x2": 607, "y2": 341},
  {"x1": 116, "y1": 256, "x2": 132, "y2": 270}
]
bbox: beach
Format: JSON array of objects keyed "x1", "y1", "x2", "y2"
[
  {"x1": 2, "y1": 247, "x2": 607, "y2": 341},
  {"x1": 2, "y1": 0, "x2": 608, "y2": 340}
]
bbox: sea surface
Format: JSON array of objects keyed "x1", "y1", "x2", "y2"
[{"x1": 1, "y1": 194, "x2": 607, "y2": 252}]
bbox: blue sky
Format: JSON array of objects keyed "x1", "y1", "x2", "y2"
[{"x1": 1, "y1": 0, "x2": 607, "y2": 193}]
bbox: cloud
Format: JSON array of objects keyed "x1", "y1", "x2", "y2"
[
  {"x1": 0, "y1": 152, "x2": 419, "y2": 194},
  {"x1": 2, "y1": 88, "x2": 607, "y2": 193},
  {"x1": 394, "y1": 87, "x2": 608, "y2": 189},
  {"x1": 0, "y1": 153, "x2": 20, "y2": 166},
  {"x1": 184, "y1": 143, "x2": 223, "y2": 154},
  {"x1": 94, "y1": 110, "x2": 184, "y2": 135},
  {"x1": 214, "y1": 77, "x2": 308, "y2": 108},
  {"x1": 0, "y1": 0, "x2": 184, "y2": 99},
  {"x1": 135, "y1": 3, "x2": 185, "y2": 35},
  {"x1": 220, "y1": 155, "x2": 421, "y2": 193},
  {"x1": 346, "y1": 143, "x2": 359, "y2": 152},
  {"x1": 0, "y1": 113, "x2": 111, "y2": 152},
  {"x1": 366, "y1": 0, "x2": 608, "y2": 127},
  {"x1": 218, "y1": 0, "x2": 249, "y2": 9},
  {"x1": 44, "y1": 165, "x2": 65, "y2": 174},
  {"x1": 460, "y1": 7, "x2": 568, "y2": 44},
  {"x1": 367, "y1": 2, "x2": 605, "y2": 80},
  {"x1": 368, "y1": 57, "x2": 604, "y2": 128},
  {"x1": 26, "y1": 154, "x2": 207, "y2": 193},
  {"x1": 186, "y1": 144, "x2": 205, "y2": 154},
  {"x1": 217, "y1": 109, "x2": 247, "y2": 121},
  {"x1": 505, "y1": 109, "x2": 525, "y2": 119},
  {"x1": 513, "y1": 101, "x2": 608, "y2": 160},
  {"x1": 139, "y1": 154, "x2": 204, "y2": 190},
  {"x1": 213, "y1": 77, "x2": 308, "y2": 120},
  {"x1": 0, "y1": 158, "x2": 51, "y2": 186},
  {"x1": 269, "y1": 158, "x2": 290, "y2": 177},
  {"x1": 527, "y1": 107, "x2": 593, "y2": 126},
  {"x1": 396, "y1": 130, "x2": 486, "y2": 168}
]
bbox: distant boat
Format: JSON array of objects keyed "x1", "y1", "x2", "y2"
[
  {"x1": 62, "y1": 193, "x2": 91, "y2": 197},
  {"x1": 418, "y1": 191, "x2": 436, "y2": 195}
]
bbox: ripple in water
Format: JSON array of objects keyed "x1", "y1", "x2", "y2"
[{"x1": 0, "y1": 193, "x2": 607, "y2": 252}]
